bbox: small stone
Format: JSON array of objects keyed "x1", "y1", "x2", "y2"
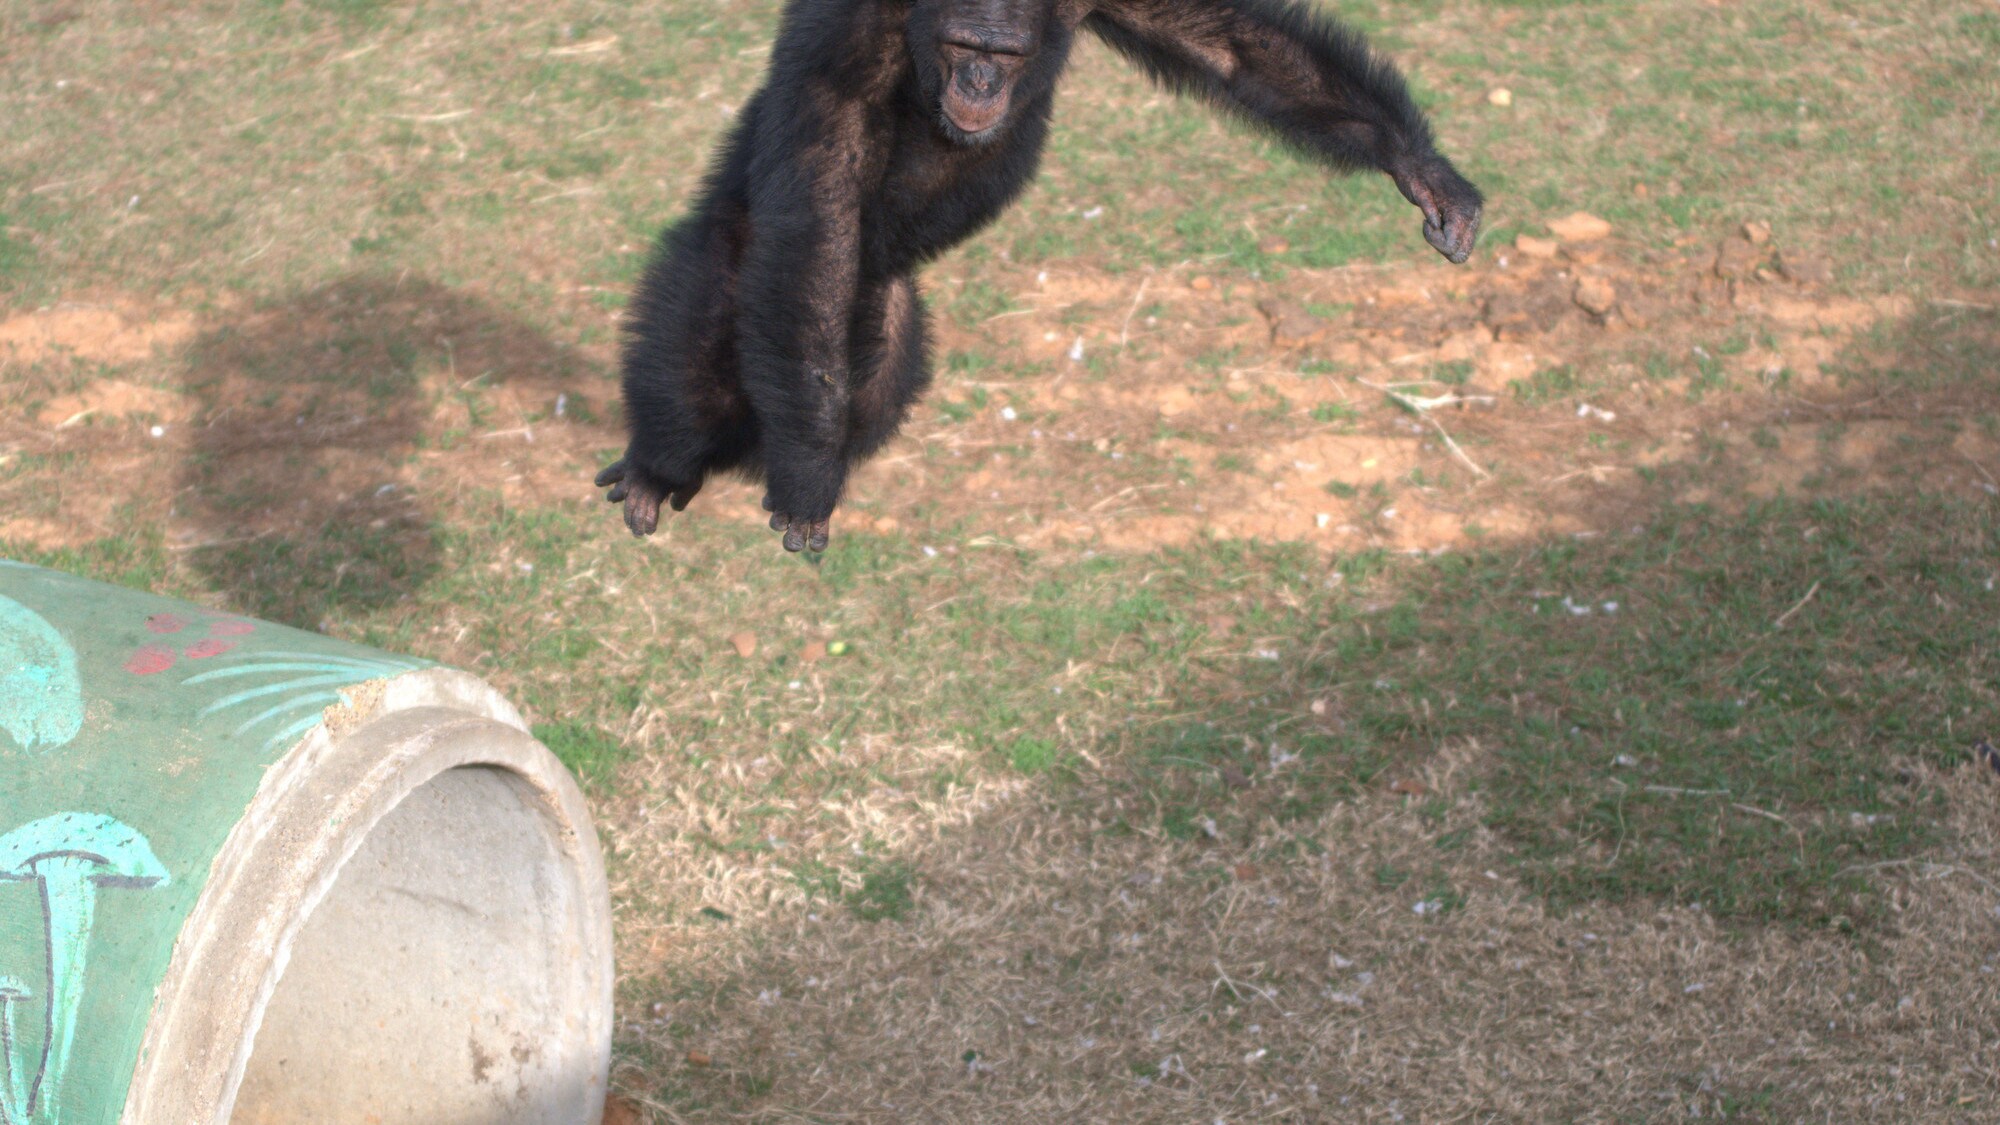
[
  {"x1": 1714, "y1": 236, "x2": 1760, "y2": 279},
  {"x1": 1189, "y1": 275, "x2": 1215, "y2": 291},
  {"x1": 1547, "y1": 211, "x2": 1613, "y2": 242},
  {"x1": 727, "y1": 631, "x2": 757, "y2": 658},
  {"x1": 1741, "y1": 220, "x2": 1772, "y2": 245},
  {"x1": 1574, "y1": 276, "x2": 1617, "y2": 316},
  {"x1": 1514, "y1": 234, "x2": 1559, "y2": 260},
  {"x1": 801, "y1": 640, "x2": 828, "y2": 663},
  {"x1": 1487, "y1": 87, "x2": 1513, "y2": 107},
  {"x1": 1776, "y1": 247, "x2": 1831, "y2": 285}
]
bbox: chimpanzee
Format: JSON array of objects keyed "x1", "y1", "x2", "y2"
[{"x1": 597, "y1": 0, "x2": 1483, "y2": 552}]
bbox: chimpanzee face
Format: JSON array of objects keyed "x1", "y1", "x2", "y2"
[{"x1": 917, "y1": 0, "x2": 1058, "y2": 145}]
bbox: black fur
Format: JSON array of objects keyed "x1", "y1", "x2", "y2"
[{"x1": 599, "y1": 0, "x2": 1483, "y2": 551}]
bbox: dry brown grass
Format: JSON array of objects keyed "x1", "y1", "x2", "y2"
[{"x1": 608, "y1": 749, "x2": 2000, "y2": 1122}]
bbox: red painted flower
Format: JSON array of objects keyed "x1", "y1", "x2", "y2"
[{"x1": 125, "y1": 644, "x2": 177, "y2": 675}]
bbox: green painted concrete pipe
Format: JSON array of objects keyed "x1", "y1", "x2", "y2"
[{"x1": 0, "y1": 562, "x2": 613, "y2": 1124}]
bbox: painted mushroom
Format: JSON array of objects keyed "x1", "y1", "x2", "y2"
[
  {"x1": 0, "y1": 976, "x2": 28, "y2": 1125},
  {"x1": 0, "y1": 813, "x2": 169, "y2": 1125}
]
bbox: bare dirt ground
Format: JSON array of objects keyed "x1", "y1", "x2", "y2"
[{"x1": 5, "y1": 216, "x2": 1988, "y2": 569}]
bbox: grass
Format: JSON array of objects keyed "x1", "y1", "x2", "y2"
[
  {"x1": 5, "y1": 0, "x2": 2000, "y2": 1118},
  {"x1": 60, "y1": 485, "x2": 1966, "y2": 933}
]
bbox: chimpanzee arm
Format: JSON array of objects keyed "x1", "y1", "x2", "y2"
[
  {"x1": 735, "y1": 85, "x2": 874, "y2": 551},
  {"x1": 1083, "y1": 0, "x2": 1482, "y2": 262}
]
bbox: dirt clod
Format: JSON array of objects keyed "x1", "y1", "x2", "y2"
[
  {"x1": 1258, "y1": 298, "x2": 1328, "y2": 347},
  {"x1": 600, "y1": 1095, "x2": 643, "y2": 1125},
  {"x1": 728, "y1": 632, "x2": 757, "y2": 658},
  {"x1": 1714, "y1": 236, "x2": 1762, "y2": 280},
  {"x1": 1777, "y1": 247, "x2": 1832, "y2": 285},
  {"x1": 1742, "y1": 220, "x2": 1772, "y2": 245},
  {"x1": 1547, "y1": 211, "x2": 1612, "y2": 242},
  {"x1": 1573, "y1": 276, "x2": 1618, "y2": 317},
  {"x1": 1513, "y1": 235, "x2": 1559, "y2": 260}
]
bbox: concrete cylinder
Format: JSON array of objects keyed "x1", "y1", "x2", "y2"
[{"x1": 0, "y1": 561, "x2": 612, "y2": 1125}]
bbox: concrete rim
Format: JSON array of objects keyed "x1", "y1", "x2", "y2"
[{"x1": 119, "y1": 667, "x2": 613, "y2": 1125}]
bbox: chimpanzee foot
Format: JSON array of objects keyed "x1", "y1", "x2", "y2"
[
  {"x1": 761, "y1": 495, "x2": 831, "y2": 552},
  {"x1": 596, "y1": 459, "x2": 699, "y2": 538}
]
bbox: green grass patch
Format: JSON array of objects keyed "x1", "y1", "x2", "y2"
[{"x1": 533, "y1": 719, "x2": 630, "y2": 785}]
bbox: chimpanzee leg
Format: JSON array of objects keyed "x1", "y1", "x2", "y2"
[{"x1": 599, "y1": 204, "x2": 758, "y2": 537}]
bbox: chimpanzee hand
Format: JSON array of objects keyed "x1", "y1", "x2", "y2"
[
  {"x1": 1391, "y1": 156, "x2": 1484, "y2": 265},
  {"x1": 595, "y1": 458, "x2": 701, "y2": 538}
]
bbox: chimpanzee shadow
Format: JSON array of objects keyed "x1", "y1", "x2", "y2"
[{"x1": 177, "y1": 274, "x2": 593, "y2": 627}]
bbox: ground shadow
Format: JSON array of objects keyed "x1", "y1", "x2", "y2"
[
  {"x1": 177, "y1": 274, "x2": 595, "y2": 627},
  {"x1": 595, "y1": 300, "x2": 2000, "y2": 1121}
]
